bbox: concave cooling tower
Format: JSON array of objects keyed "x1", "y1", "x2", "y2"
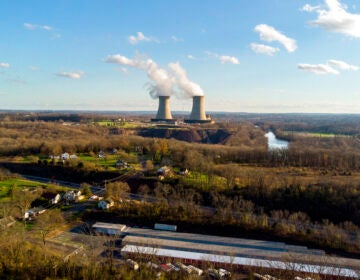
[
  {"x1": 155, "y1": 96, "x2": 172, "y2": 120},
  {"x1": 189, "y1": 96, "x2": 207, "y2": 121},
  {"x1": 185, "y1": 95, "x2": 212, "y2": 123}
]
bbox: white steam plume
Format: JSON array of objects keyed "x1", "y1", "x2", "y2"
[
  {"x1": 146, "y1": 59, "x2": 176, "y2": 98},
  {"x1": 168, "y1": 62, "x2": 204, "y2": 98},
  {"x1": 106, "y1": 54, "x2": 203, "y2": 99},
  {"x1": 106, "y1": 54, "x2": 175, "y2": 98}
]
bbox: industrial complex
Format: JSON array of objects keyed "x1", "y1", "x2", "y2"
[
  {"x1": 151, "y1": 95, "x2": 213, "y2": 124},
  {"x1": 92, "y1": 222, "x2": 360, "y2": 278}
]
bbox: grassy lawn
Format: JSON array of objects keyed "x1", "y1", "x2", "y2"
[
  {"x1": 11, "y1": 152, "x2": 135, "y2": 172},
  {"x1": 0, "y1": 178, "x2": 69, "y2": 202},
  {"x1": 95, "y1": 120, "x2": 143, "y2": 129},
  {"x1": 182, "y1": 172, "x2": 227, "y2": 191},
  {"x1": 283, "y1": 131, "x2": 349, "y2": 138},
  {"x1": 78, "y1": 153, "x2": 118, "y2": 168}
]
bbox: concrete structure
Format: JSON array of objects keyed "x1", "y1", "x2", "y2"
[
  {"x1": 152, "y1": 96, "x2": 173, "y2": 121},
  {"x1": 185, "y1": 96, "x2": 212, "y2": 123},
  {"x1": 92, "y1": 222, "x2": 127, "y2": 235}
]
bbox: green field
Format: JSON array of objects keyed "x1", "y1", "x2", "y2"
[
  {"x1": 0, "y1": 179, "x2": 68, "y2": 202},
  {"x1": 182, "y1": 172, "x2": 227, "y2": 191},
  {"x1": 95, "y1": 120, "x2": 143, "y2": 128},
  {"x1": 283, "y1": 131, "x2": 349, "y2": 137}
]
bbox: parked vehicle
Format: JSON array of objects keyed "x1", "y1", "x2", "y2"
[
  {"x1": 146, "y1": 262, "x2": 159, "y2": 270},
  {"x1": 218, "y1": 268, "x2": 231, "y2": 279},
  {"x1": 175, "y1": 262, "x2": 192, "y2": 274},
  {"x1": 126, "y1": 259, "x2": 139, "y2": 271},
  {"x1": 166, "y1": 263, "x2": 180, "y2": 272},
  {"x1": 187, "y1": 265, "x2": 203, "y2": 275}
]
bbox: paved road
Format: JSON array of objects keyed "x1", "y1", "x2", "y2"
[{"x1": 22, "y1": 174, "x2": 104, "y2": 193}]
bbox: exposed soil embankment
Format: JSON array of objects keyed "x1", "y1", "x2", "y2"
[{"x1": 138, "y1": 128, "x2": 231, "y2": 144}]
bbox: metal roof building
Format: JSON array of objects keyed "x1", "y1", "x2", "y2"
[{"x1": 121, "y1": 245, "x2": 359, "y2": 278}]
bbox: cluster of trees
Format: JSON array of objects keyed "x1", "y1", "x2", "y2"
[
  {"x1": 2, "y1": 116, "x2": 360, "y2": 171},
  {"x1": 0, "y1": 225, "x2": 198, "y2": 279},
  {"x1": 86, "y1": 185, "x2": 360, "y2": 256}
]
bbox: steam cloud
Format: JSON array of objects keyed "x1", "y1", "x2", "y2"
[
  {"x1": 168, "y1": 62, "x2": 204, "y2": 98},
  {"x1": 106, "y1": 54, "x2": 204, "y2": 99}
]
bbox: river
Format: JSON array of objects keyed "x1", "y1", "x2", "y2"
[{"x1": 265, "y1": 131, "x2": 289, "y2": 150}]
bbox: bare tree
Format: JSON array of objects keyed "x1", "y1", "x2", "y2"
[{"x1": 34, "y1": 209, "x2": 64, "y2": 246}]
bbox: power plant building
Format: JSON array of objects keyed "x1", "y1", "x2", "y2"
[
  {"x1": 185, "y1": 96, "x2": 212, "y2": 124},
  {"x1": 151, "y1": 95, "x2": 213, "y2": 124},
  {"x1": 151, "y1": 96, "x2": 173, "y2": 122}
]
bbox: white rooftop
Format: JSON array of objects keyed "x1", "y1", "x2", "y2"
[
  {"x1": 121, "y1": 245, "x2": 358, "y2": 278},
  {"x1": 92, "y1": 222, "x2": 127, "y2": 231}
]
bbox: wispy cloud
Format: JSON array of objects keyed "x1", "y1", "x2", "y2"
[
  {"x1": 24, "y1": 22, "x2": 52, "y2": 31},
  {"x1": 298, "y1": 63, "x2": 339, "y2": 75},
  {"x1": 205, "y1": 51, "x2": 240, "y2": 64},
  {"x1": 29, "y1": 66, "x2": 39, "y2": 71},
  {"x1": 56, "y1": 71, "x2": 84, "y2": 79},
  {"x1": 250, "y1": 43, "x2": 280, "y2": 56},
  {"x1": 254, "y1": 24, "x2": 297, "y2": 52},
  {"x1": 328, "y1": 59, "x2": 359, "y2": 71},
  {"x1": 171, "y1": 36, "x2": 184, "y2": 42},
  {"x1": 302, "y1": 0, "x2": 360, "y2": 38},
  {"x1": 24, "y1": 22, "x2": 61, "y2": 39},
  {"x1": 128, "y1": 32, "x2": 158, "y2": 44},
  {"x1": 219, "y1": 55, "x2": 240, "y2": 64},
  {"x1": 187, "y1": 55, "x2": 195, "y2": 60},
  {"x1": 7, "y1": 78, "x2": 27, "y2": 84},
  {"x1": 117, "y1": 67, "x2": 128, "y2": 74},
  {"x1": 0, "y1": 62, "x2": 10, "y2": 68},
  {"x1": 301, "y1": 4, "x2": 321, "y2": 12},
  {"x1": 298, "y1": 59, "x2": 358, "y2": 75}
]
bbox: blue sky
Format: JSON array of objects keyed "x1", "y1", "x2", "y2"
[{"x1": 0, "y1": 0, "x2": 359, "y2": 113}]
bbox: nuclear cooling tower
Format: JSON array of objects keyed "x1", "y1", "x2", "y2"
[
  {"x1": 185, "y1": 96, "x2": 212, "y2": 123},
  {"x1": 189, "y1": 96, "x2": 206, "y2": 120},
  {"x1": 152, "y1": 96, "x2": 173, "y2": 121}
]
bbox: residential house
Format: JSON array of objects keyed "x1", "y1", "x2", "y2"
[
  {"x1": 61, "y1": 152, "x2": 70, "y2": 160},
  {"x1": 42, "y1": 192, "x2": 61, "y2": 205},
  {"x1": 179, "y1": 168, "x2": 189, "y2": 176},
  {"x1": 26, "y1": 207, "x2": 46, "y2": 219},
  {"x1": 89, "y1": 195, "x2": 102, "y2": 201},
  {"x1": 63, "y1": 190, "x2": 83, "y2": 203},
  {"x1": 98, "y1": 199, "x2": 114, "y2": 210},
  {"x1": 115, "y1": 160, "x2": 129, "y2": 169},
  {"x1": 98, "y1": 150, "x2": 106, "y2": 158},
  {"x1": 157, "y1": 166, "x2": 172, "y2": 177}
]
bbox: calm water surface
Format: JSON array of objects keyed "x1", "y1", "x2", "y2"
[{"x1": 265, "y1": 131, "x2": 289, "y2": 150}]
